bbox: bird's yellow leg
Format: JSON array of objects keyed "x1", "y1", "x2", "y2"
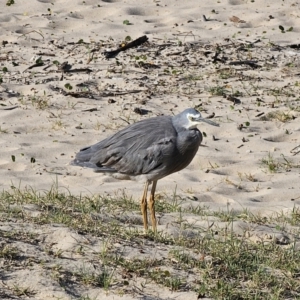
[
  {"x1": 149, "y1": 180, "x2": 157, "y2": 232},
  {"x1": 141, "y1": 182, "x2": 149, "y2": 231}
]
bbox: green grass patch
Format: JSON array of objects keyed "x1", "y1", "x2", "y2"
[{"x1": 0, "y1": 187, "x2": 300, "y2": 298}]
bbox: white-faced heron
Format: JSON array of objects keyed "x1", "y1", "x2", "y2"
[{"x1": 71, "y1": 108, "x2": 219, "y2": 231}]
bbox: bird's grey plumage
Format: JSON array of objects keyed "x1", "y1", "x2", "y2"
[
  {"x1": 71, "y1": 109, "x2": 209, "y2": 180},
  {"x1": 71, "y1": 108, "x2": 219, "y2": 231}
]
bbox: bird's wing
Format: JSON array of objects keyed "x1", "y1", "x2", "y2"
[
  {"x1": 105, "y1": 135, "x2": 176, "y2": 175},
  {"x1": 84, "y1": 116, "x2": 178, "y2": 175}
]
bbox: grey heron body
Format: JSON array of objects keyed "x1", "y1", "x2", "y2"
[{"x1": 71, "y1": 108, "x2": 219, "y2": 231}]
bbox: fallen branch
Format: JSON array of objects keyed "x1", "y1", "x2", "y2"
[{"x1": 103, "y1": 35, "x2": 148, "y2": 59}]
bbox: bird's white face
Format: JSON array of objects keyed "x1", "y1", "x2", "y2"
[
  {"x1": 172, "y1": 108, "x2": 219, "y2": 130},
  {"x1": 186, "y1": 112, "x2": 203, "y2": 129},
  {"x1": 184, "y1": 111, "x2": 219, "y2": 129}
]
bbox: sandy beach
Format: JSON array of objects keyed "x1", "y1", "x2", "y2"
[{"x1": 1, "y1": 0, "x2": 300, "y2": 299}]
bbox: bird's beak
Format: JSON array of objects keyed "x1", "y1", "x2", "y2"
[{"x1": 197, "y1": 117, "x2": 220, "y2": 127}]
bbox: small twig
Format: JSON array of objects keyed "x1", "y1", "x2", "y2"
[
  {"x1": 100, "y1": 90, "x2": 143, "y2": 97},
  {"x1": 119, "y1": 117, "x2": 131, "y2": 125},
  {"x1": 49, "y1": 85, "x2": 143, "y2": 100},
  {"x1": 0, "y1": 105, "x2": 19, "y2": 111},
  {"x1": 65, "y1": 68, "x2": 93, "y2": 73},
  {"x1": 165, "y1": 51, "x2": 182, "y2": 56},
  {"x1": 290, "y1": 145, "x2": 300, "y2": 156},
  {"x1": 26, "y1": 61, "x2": 45, "y2": 70},
  {"x1": 82, "y1": 108, "x2": 98, "y2": 112},
  {"x1": 17, "y1": 30, "x2": 44, "y2": 40},
  {"x1": 36, "y1": 52, "x2": 56, "y2": 56},
  {"x1": 255, "y1": 112, "x2": 264, "y2": 117},
  {"x1": 205, "y1": 112, "x2": 215, "y2": 119},
  {"x1": 229, "y1": 60, "x2": 261, "y2": 68}
]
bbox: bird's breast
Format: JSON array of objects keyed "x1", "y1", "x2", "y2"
[{"x1": 176, "y1": 129, "x2": 202, "y2": 155}]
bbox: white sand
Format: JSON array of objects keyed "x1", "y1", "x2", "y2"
[{"x1": 1, "y1": 0, "x2": 300, "y2": 299}]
